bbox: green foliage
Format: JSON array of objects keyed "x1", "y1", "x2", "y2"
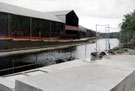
[
  {"x1": 121, "y1": 10, "x2": 135, "y2": 30},
  {"x1": 120, "y1": 30, "x2": 133, "y2": 43},
  {"x1": 120, "y1": 10, "x2": 135, "y2": 43}
]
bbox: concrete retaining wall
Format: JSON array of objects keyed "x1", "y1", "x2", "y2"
[
  {"x1": 0, "y1": 78, "x2": 14, "y2": 91},
  {"x1": 14, "y1": 55, "x2": 135, "y2": 91},
  {"x1": 0, "y1": 84, "x2": 13, "y2": 91},
  {"x1": 111, "y1": 71, "x2": 135, "y2": 91},
  {"x1": 15, "y1": 80, "x2": 42, "y2": 91},
  {"x1": 15, "y1": 71, "x2": 135, "y2": 91},
  {"x1": 0, "y1": 39, "x2": 88, "y2": 51},
  {"x1": 2, "y1": 55, "x2": 135, "y2": 91}
]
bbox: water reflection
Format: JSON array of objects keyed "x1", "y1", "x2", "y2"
[
  {"x1": 73, "y1": 38, "x2": 120, "y2": 60},
  {"x1": 0, "y1": 38, "x2": 119, "y2": 75}
]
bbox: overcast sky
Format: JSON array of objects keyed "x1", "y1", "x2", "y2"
[{"x1": 0, "y1": 0, "x2": 135, "y2": 32}]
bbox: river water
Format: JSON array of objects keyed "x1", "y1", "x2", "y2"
[
  {"x1": 0, "y1": 38, "x2": 119, "y2": 75},
  {"x1": 73, "y1": 38, "x2": 119, "y2": 60}
]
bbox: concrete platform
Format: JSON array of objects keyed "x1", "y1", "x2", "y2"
[
  {"x1": 0, "y1": 77, "x2": 15, "y2": 91},
  {"x1": 0, "y1": 59, "x2": 87, "y2": 91},
  {"x1": 1, "y1": 55, "x2": 135, "y2": 91},
  {"x1": 16, "y1": 55, "x2": 135, "y2": 91}
]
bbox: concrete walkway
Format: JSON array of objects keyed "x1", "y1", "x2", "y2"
[{"x1": 0, "y1": 55, "x2": 135, "y2": 91}]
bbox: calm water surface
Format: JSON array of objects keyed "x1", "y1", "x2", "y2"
[{"x1": 0, "y1": 38, "x2": 119, "y2": 75}]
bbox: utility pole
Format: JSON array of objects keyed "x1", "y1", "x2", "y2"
[
  {"x1": 85, "y1": 31, "x2": 87, "y2": 61},
  {"x1": 96, "y1": 24, "x2": 98, "y2": 52},
  {"x1": 108, "y1": 25, "x2": 110, "y2": 50},
  {"x1": 105, "y1": 27, "x2": 108, "y2": 51}
]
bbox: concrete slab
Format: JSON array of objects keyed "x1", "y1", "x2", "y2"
[
  {"x1": 4, "y1": 74, "x2": 27, "y2": 83},
  {"x1": 0, "y1": 60, "x2": 86, "y2": 91},
  {"x1": 0, "y1": 77, "x2": 15, "y2": 91},
  {"x1": 2, "y1": 60, "x2": 86, "y2": 82},
  {"x1": 15, "y1": 55, "x2": 135, "y2": 91},
  {"x1": 38, "y1": 59, "x2": 88, "y2": 72}
]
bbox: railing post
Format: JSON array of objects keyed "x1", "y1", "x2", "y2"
[
  {"x1": 85, "y1": 43, "x2": 87, "y2": 61},
  {"x1": 108, "y1": 25, "x2": 110, "y2": 50},
  {"x1": 96, "y1": 24, "x2": 97, "y2": 52},
  {"x1": 50, "y1": 21, "x2": 51, "y2": 40},
  {"x1": 70, "y1": 48, "x2": 72, "y2": 59},
  {"x1": 12, "y1": 57, "x2": 15, "y2": 73},
  {"x1": 35, "y1": 54, "x2": 38, "y2": 68}
]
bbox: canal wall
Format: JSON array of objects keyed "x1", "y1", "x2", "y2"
[
  {"x1": 0, "y1": 38, "x2": 95, "y2": 51},
  {"x1": 0, "y1": 38, "x2": 95, "y2": 57}
]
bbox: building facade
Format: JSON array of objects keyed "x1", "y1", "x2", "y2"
[{"x1": 0, "y1": 2, "x2": 79, "y2": 40}]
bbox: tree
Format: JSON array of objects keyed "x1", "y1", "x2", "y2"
[
  {"x1": 121, "y1": 10, "x2": 135, "y2": 30},
  {"x1": 120, "y1": 10, "x2": 135, "y2": 44}
]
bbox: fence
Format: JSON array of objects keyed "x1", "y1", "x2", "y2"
[{"x1": 120, "y1": 30, "x2": 135, "y2": 46}]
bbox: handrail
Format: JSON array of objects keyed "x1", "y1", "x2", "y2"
[{"x1": 0, "y1": 63, "x2": 36, "y2": 72}]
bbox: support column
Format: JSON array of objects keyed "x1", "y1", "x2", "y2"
[
  {"x1": 30, "y1": 18, "x2": 32, "y2": 37},
  {"x1": 49, "y1": 21, "x2": 51, "y2": 39},
  {"x1": 8, "y1": 14, "x2": 10, "y2": 37},
  {"x1": 62, "y1": 24, "x2": 66, "y2": 38}
]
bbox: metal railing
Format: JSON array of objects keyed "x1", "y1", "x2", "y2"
[
  {"x1": 0, "y1": 53, "x2": 38, "y2": 75},
  {"x1": 0, "y1": 63, "x2": 36, "y2": 72}
]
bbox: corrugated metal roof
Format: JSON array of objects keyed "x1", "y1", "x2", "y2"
[
  {"x1": 46, "y1": 10, "x2": 73, "y2": 23},
  {"x1": 48, "y1": 10, "x2": 73, "y2": 15},
  {"x1": 0, "y1": 2, "x2": 63, "y2": 23}
]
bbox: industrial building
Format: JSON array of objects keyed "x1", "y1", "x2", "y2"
[{"x1": 0, "y1": 2, "x2": 79, "y2": 40}]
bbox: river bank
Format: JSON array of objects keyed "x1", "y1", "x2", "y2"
[
  {"x1": 108, "y1": 43, "x2": 135, "y2": 56},
  {"x1": 0, "y1": 38, "x2": 95, "y2": 51}
]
